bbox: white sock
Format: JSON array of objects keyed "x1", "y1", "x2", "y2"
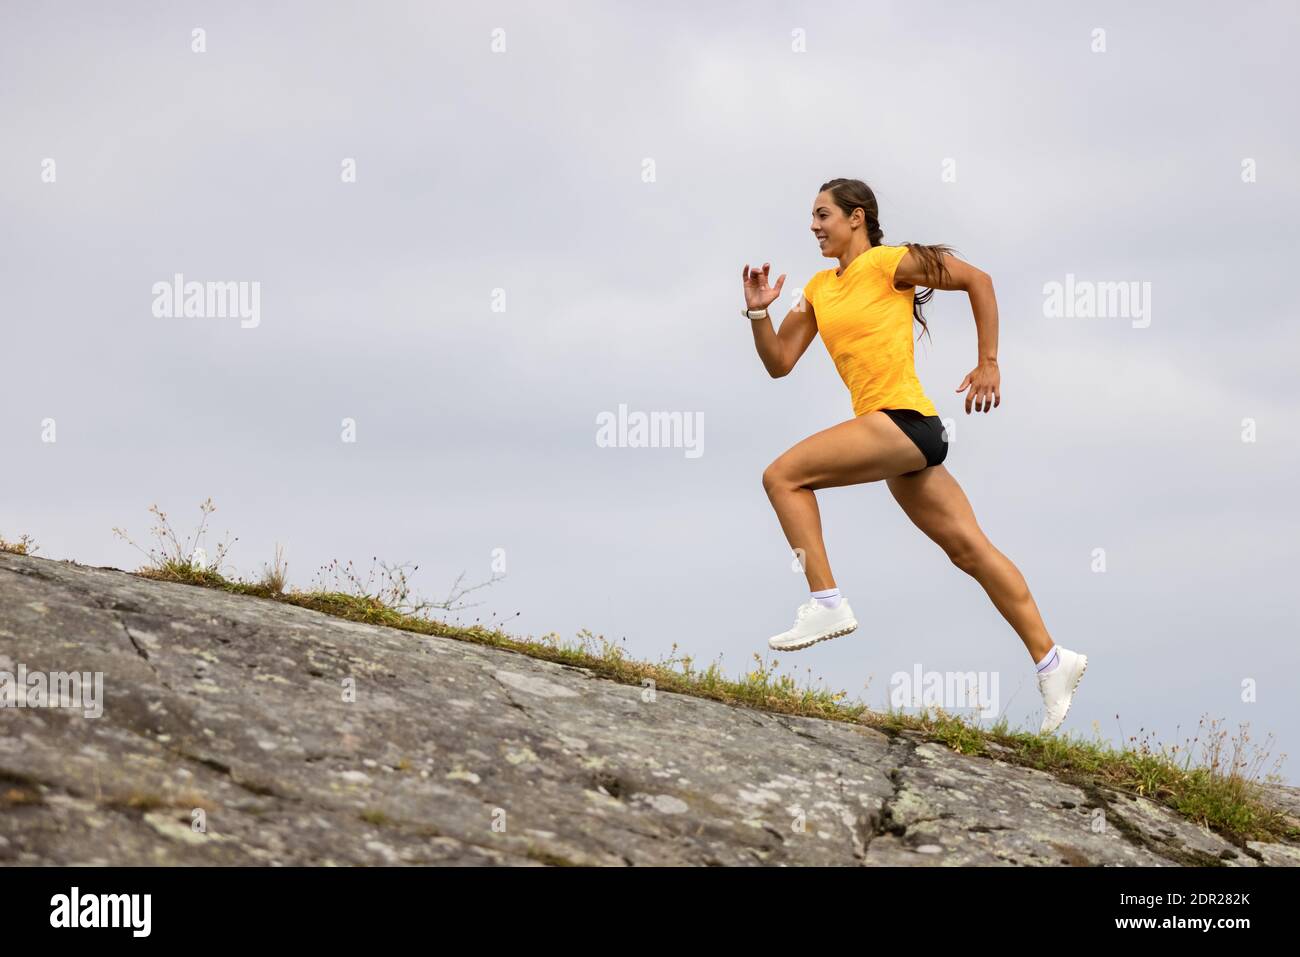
[
  {"x1": 811, "y1": 587, "x2": 842, "y2": 609},
  {"x1": 1035, "y1": 644, "x2": 1061, "y2": 674}
]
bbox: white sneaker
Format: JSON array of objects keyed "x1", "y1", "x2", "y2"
[
  {"x1": 1037, "y1": 646, "x2": 1088, "y2": 734},
  {"x1": 768, "y1": 598, "x2": 858, "y2": 652}
]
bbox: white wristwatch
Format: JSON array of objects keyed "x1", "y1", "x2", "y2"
[{"x1": 744, "y1": 306, "x2": 769, "y2": 320}]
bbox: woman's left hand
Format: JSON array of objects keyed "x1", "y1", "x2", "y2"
[{"x1": 956, "y1": 359, "x2": 1000, "y2": 413}]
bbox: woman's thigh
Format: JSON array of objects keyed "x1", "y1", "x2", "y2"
[
  {"x1": 765, "y1": 412, "x2": 928, "y2": 491},
  {"x1": 884, "y1": 464, "x2": 987, "y2": 563}
]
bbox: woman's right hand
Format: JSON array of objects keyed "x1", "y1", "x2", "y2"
[{"x1": 742, "y1": 262, "x2": 785, "y2": 311}]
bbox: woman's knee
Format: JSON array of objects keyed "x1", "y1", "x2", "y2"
[
  {"x1": 762, "y1": 460, "x2": 784, "y2": 494},
  {"x1": 762, "y1": 458, "x2": 798, "y2": 495},
  {"x1": 946, "y1": 536, "x2": 987, "y2": 575}
]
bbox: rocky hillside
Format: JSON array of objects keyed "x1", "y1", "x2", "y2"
[{"x1": 2, "y1": 551, "x2": 1298, "y2": 866}]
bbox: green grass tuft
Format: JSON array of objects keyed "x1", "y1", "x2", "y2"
[{"x1": 0, "y1": 532, "x2": 38, "y2": 556}]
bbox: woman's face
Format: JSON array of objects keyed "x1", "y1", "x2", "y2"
[{"x1": 810, "y1": 190, "x2": 858, "y2": 258}]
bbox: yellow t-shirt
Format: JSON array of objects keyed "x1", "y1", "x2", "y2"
[{"x1": 803, "y1": 244, "x2": 938, "y2": 418}]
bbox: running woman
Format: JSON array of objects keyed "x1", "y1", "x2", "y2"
[{"x1": 743, "y1": 177, "x2": 1086, "y2": 734}]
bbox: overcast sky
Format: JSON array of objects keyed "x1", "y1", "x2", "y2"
[{"x1": 4, "y1": 2, "x2": 1298, "y2": 784}]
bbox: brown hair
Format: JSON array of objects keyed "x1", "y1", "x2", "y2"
[{"x1": 818, "y1": 177, "x2": 956, "y2": 345}]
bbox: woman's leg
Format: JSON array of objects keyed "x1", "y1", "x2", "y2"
[
  {"x1": 762, "y1": 412, "x2": 928, "y2": 591},
  {"x1": 884, "y1": 464, "x2": 1053, "y2": 662}
]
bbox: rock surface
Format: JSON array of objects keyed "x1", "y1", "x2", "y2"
[{"x1": 1, "y1": 551, "x2": 1297, "y2": 866}]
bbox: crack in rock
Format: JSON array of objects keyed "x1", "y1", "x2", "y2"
[
  {"x1": 860, "y1": 734, "x2": 921, "y2": 860},
  {"x1": 1075, "y1": 780, "x2": 1240, "y2": 867}
]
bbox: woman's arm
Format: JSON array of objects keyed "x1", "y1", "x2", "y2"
[
  {"x1": 751, "y1": 301, "x2": 818, "y2": 378},
  {"x1": 894, "y1": 249, "x2": 1002, "y2": 413},
  {"x1": 743, "y1": 263, "x2": 819, "y2": 378}
]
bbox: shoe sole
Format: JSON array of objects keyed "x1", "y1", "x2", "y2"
[
  {"x1": 769, "y1": 620, "x2": 859, "y2": 652},
  {"x1": 1041, "y1": 654, "x2": 1088, "y2": 734}
]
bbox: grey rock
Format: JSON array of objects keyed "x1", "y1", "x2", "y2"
[{"x1": 1, "y1": 552, "x2": 1296, "y2": 866}]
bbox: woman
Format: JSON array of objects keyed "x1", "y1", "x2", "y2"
[{"x1": 743, "y1": 177, "x2": 1086, "y2": 735}]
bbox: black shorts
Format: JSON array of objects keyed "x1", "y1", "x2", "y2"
[{"x1": 879, "y1": 408, "x2": 949, "y2": 469}]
